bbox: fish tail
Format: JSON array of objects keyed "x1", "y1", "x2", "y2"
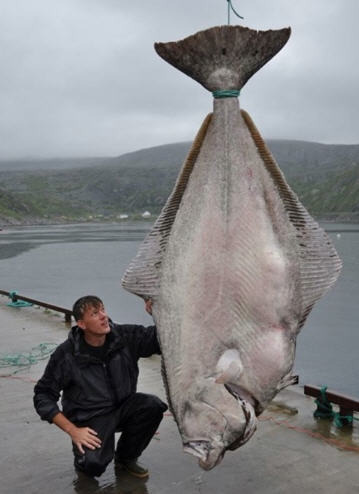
[{"x1": 154, "y1": 25, "x2": 290, "y2": 93}]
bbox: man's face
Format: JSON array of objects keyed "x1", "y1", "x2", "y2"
[{"x1": 77, "y1": 303, "x2": 110, "y2": 337}]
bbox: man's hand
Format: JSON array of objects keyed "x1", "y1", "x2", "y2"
[
  {"x1": 70, "y1": 426, "x2": 102, "y2": 455},
  {"x1": 52, "y1": 412, "x2": 102, "y2": 454},
  {"x1": 145, "y1": 299, "x2": 153, "y2": 315}
]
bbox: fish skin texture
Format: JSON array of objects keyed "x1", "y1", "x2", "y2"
[{"x1": 122, "y1": 25, "x2": 342, "y2": 469}]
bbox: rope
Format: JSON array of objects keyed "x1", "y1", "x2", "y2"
[
  {"x1": 213, "y1": 89, "x2": 240, "y2": 99},
  {"x1": 313, "y1": 386, "x2": 359, "y2": 428},
  {"x1": 227, "y1": 0, "x2": 244, "y2": 24},
  {"x1": 0, "y1": 343, "x2": 57, "y2": 374},
  {"x1": 7, "y1": 290, "x2": 32, "y2": 308}
]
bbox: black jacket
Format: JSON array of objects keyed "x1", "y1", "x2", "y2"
[{"x1": 33, "y1": 321, "x2": 160, "y2": 424}]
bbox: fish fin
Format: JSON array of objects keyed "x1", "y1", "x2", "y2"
[
  {"x1": 227, "y1": 400, "x2": 257, "y2": 451},
  {"x1": 224, "y1": 383, "x2": 259, "y2": 412},
  {"x1": 215, "y1": 349, "x2": 243, "y2": 384},
  {"x1": 121, "y1": 113, "x2": 212, "y2": 298},
  {"x1": 155, "y1": 25, "x2": 290, "y2": 92},
  {"x1": 160, "y1": 358, "x2": 177, "y2": 424},
  {"x1": 242, "y1": 109, "x2": 342, "y2": 330},
  {"x1": 277, "y1": 374, "x2": 299, "y2": 391}
]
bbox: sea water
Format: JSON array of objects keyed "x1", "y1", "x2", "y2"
[{"x1": 0, "y1": 221, "x2": 357, "y2": 396}]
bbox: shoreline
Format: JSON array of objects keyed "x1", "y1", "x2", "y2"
[
  {"x1": 0, "y1": 216, "x2": 156, "y2": 228},
  {"x1": 1, "y1": 216, "x2": 359, "y2": 230}
]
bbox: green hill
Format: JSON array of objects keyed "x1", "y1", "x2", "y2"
[{"x1": 0, "y1": 139, "x2": 358, "y2": 225}]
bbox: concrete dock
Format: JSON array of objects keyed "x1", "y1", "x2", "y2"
[{"x1": 1, "y1": 297, "x2": 358, "y2": 494}]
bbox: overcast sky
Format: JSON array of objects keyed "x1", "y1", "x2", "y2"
[{"x1": 0, "y1": 0, "x2": 358, "y2": 160}]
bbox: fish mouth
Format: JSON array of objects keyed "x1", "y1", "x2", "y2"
[
  {"x1": 183, "y1": 440, "x2": 210, "y2": 460},
  {"x1": 183, "y1": 399, "x2": 257, "y2": 470},
  {"x1": 183, "y1": 440, "x2": 224, "y2": 471}
]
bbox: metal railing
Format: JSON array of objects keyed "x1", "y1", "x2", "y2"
[{"x1": 0, "y1": 289, "x2": 72, "y2": 323}]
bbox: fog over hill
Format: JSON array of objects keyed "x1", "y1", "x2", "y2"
[
  {"x1": 0, "y1": 139, "x2": 358, "y2": 225},
  {"x1": 2, "y1": 139, "x2": 359, "y2": 174}
]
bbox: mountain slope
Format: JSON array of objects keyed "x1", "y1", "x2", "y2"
[{"x1": 0, "y1": 139, "x2": 358, "y2": 224}]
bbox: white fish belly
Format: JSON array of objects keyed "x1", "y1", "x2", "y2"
[{"x1": 155, "y1": 100, "x2": 301, "y2": 413}]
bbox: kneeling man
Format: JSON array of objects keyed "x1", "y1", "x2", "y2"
[{"x1": 34, "y1": 295, "x2": 167, "y2": 478}]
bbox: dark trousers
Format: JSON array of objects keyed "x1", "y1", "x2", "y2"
[{"x1": 73, "y1": 392, "x2": 167, "y2": 477}]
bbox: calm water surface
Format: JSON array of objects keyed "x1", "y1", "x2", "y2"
[{"x1": 0, "y1": 221, "x2": 358, "y2": 396}]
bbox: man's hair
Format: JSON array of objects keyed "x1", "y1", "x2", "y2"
[{"x1": 72, "y1": 295, "x2": 104, "y2": 321}]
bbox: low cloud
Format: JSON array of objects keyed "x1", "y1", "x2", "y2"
[{"x1": 0, "y1": 0, "x2": 358, "y2": 159}]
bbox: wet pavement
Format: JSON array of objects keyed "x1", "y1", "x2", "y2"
[{"x1": 1, "y1": 296, "x2": 359, "y2": 494}]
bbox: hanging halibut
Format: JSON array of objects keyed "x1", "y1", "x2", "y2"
[{"x1": 122, "y1": 25, "x2": 342, "y2": 470}]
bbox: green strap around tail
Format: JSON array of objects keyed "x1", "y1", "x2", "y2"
[{"x1": 213, "y1": 89, "x2": 240, "y2": 99}]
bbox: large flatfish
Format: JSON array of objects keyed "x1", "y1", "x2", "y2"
[{"x1": 122, "y1": 25, "x2": 342, "y2": 470}]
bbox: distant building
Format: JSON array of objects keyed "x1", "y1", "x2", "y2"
[
  {"x1": 142, "y1": 211, "x2": 151, "y2": 218},
  {"x1": 118, "y1": 214, "x2": 129, "y2": 219}
]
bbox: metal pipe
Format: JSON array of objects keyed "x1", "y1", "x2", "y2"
[{"x1": 0, "y1": 289, "x2": 73, "y2": 323}]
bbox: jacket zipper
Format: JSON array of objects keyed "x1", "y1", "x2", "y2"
[{"x1": 102, "y1": 361, "x2": 116, "y2": 402}]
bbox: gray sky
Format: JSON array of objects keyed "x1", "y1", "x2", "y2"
[{"x1": 0, "y1": 0, "x2": 358, "y2": 159}]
